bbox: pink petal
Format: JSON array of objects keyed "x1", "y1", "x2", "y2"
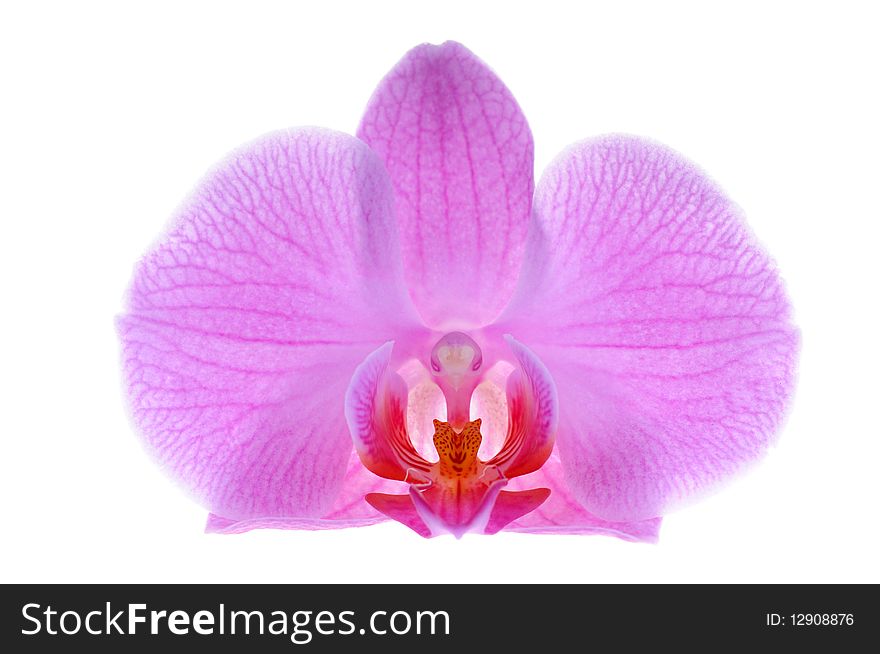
[
  {"x1": 497, "y1": 135, "x2": 799, "y2": 521},
  {"x1": 358, "y1": 41, "x2": 534, "y2": 328},
  {"x1": 504, "y1": 454, "x2": 661, "y2": 542},
  {"x1": 205, "y1": 451, "x2": 402, "y2": 534},
  {"x1": 119, "y1": 128, "x2": 426, "y2": 523}
]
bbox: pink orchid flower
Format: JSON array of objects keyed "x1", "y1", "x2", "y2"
[{"x1": 119, "y1": 41, "x2": 798, "y2": 541}]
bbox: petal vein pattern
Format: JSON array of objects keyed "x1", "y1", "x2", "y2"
[
  {"x1": 496, "y1": 135, "x2": 799, "y2": 521},
  {"x1": 119, "y1": 129, "x2": 425, "y2": 523},
  {"x1": 358, "y1": 41, "x2": 534, "y2": 328}
]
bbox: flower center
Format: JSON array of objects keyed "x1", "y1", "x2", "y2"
[{"x1": 345, "y1": 335, "x2": 558, "y2": 537}]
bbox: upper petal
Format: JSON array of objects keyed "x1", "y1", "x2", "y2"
[
  {"x1": 497, "y1": 135, "x2": 799, "y2": 521},
  {"x1": 357, "y1": 41, "x2": 534, "y2": 328},
  {"x1": 119, "y1": 128, "x2": 425, "y2": 522}
]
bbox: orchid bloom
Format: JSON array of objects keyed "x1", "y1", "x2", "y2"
[{"x1": 119, "y1": 42, "x2": 798, "y2": 541}]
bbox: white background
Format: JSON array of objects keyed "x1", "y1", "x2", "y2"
[{"x1": 2, "y1": 1, "x2": 878, "y2": 583}]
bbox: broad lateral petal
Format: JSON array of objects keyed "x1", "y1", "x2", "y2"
[
  {"x1": 206, "y1": 452, "x2": 402, "y2": 534},
  {"x1": 503, "y1": 454, "x2": 661, "y2": 542},
  {"x1": 119, "y1": 128, "x2": 425, "y2": 522},
  {"x1": 498, "y1": 135, "x2": 799, "y2": 521},
  {"x1": 358, "y1": 41, "x2": 534, "y2": 328}
]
